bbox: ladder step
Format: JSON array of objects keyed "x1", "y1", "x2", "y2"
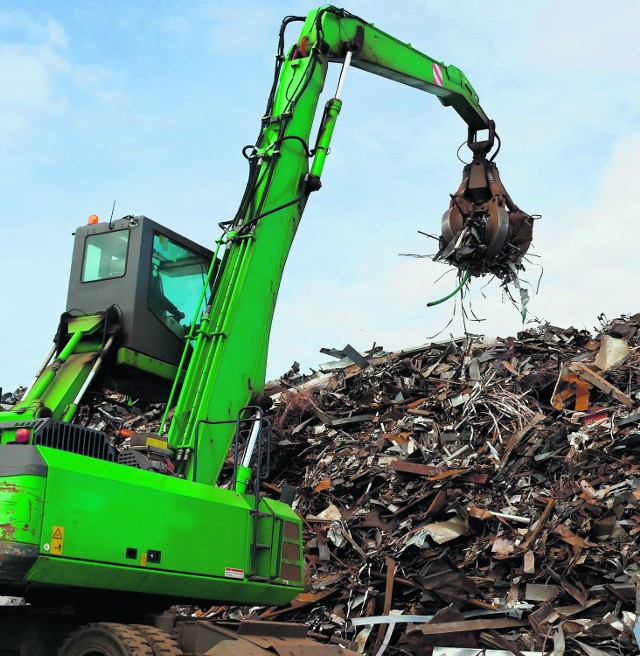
[
  {"x1": 248, "y1": 575, "x2": 270, "y2": 582},
  {"x1": 255, "y1": 543, "x2": 271, "y2": 550}
]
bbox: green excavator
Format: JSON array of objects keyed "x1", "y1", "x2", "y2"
[{"x1": 0, "y1": 6, "x2": 532, "y2": 655}]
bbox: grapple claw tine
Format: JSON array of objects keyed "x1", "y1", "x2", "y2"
[
  {"x1": 484, "y1": 200, "x2": 510, "y2": 258},
  {"x1": 440, "y1": 207, "x2": 461, "y2": 246}
]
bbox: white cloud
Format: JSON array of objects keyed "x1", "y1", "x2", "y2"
[
  {"x1": 0, "y1": 47, "x2": 65, "y2": 106},
  {"x1": 0, "y1": 11, "x2": 120, "y2": 144}
]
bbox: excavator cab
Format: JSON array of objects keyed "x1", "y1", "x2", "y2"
[{"x1": 66, "y1": 215, "x2": 214, "y2": 389}]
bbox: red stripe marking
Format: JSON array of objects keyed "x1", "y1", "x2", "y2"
[{"x1": 433, "y1": 62, "x2": 443, "y2": 87}]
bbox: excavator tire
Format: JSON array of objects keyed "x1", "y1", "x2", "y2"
[
  {"x1": 57, "y1": 622, "x2": 153, "y2": 656},
  {"x1": 130, "y1": 625, "x2": 183, "y2": 656}
]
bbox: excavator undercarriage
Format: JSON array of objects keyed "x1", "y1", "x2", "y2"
[{"x1": 59, "y1": 619, "x2": 359, "y2": 656}]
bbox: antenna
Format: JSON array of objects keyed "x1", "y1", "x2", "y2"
[{"x1": 108, "y1": 201, "x2": 116, "y2": 230}]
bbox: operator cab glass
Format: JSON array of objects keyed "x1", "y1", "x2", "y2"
[
  {"x1": 82, "y1": 230, "x2": 129, "y2": 282},
  {"x1": 149, "y1": 233, "x2": 211, "y2": 339}
]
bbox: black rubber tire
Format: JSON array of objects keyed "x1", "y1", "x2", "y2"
[
  {"x1": 58, "y1": 622, "x2": 153, "y2": 656},
  {"x1": 130, "y1": 625, "x2": 183, "y2": 656}
]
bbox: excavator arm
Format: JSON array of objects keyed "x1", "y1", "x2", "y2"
[
  {"x1": 167, "y1": 6, "x2": 532, "y2": 486},
  {"x1": 306, "y1": 7, "x2": 489, "y2": 129}
]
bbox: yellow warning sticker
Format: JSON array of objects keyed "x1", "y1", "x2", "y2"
[
  {"x1": 51, "y1": 526, "x2": 64, "y2": 555},
  {"x1": 140, "y1": 552, "x2": 147, "y2": 567}
]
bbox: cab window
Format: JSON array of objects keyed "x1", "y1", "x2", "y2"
[
  {"x1": 82, "y1": 230, "x2": 129, "y2": 282},
  {"x1": 148, "y1": 233, "x2": 210, "y2": 335}
]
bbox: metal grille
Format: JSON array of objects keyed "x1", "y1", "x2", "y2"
[
  {"x1": 33, "y1": 419, "x2": 115, "y2": 462},
  {"x1": 116, "y1": 449, "x2": 150, "y2": 469}
]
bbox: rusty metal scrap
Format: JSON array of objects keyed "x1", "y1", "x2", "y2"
[{"x1": 255, "y1": 314, "x2": 640, "y2": 654}]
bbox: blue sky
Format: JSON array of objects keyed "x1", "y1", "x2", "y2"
[{"x1": 1, "y1": 1, "x2": 639, "y2": 391}]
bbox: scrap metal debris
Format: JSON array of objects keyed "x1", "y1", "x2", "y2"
[{"x1": 251, "y1": 314, "x2": 640, "y2": 655}]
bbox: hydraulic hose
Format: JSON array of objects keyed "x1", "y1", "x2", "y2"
[{"x1": 427, "y1": 271, "x2": 470, "y2": 307}]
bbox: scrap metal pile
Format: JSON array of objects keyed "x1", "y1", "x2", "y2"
[{"x1": 248, "y1": 314, "x2": 640, "y2": 655}]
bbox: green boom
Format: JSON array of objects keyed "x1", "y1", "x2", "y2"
[{"x1": 168, "y1": 6, "x2": 489, "y2": 486}]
